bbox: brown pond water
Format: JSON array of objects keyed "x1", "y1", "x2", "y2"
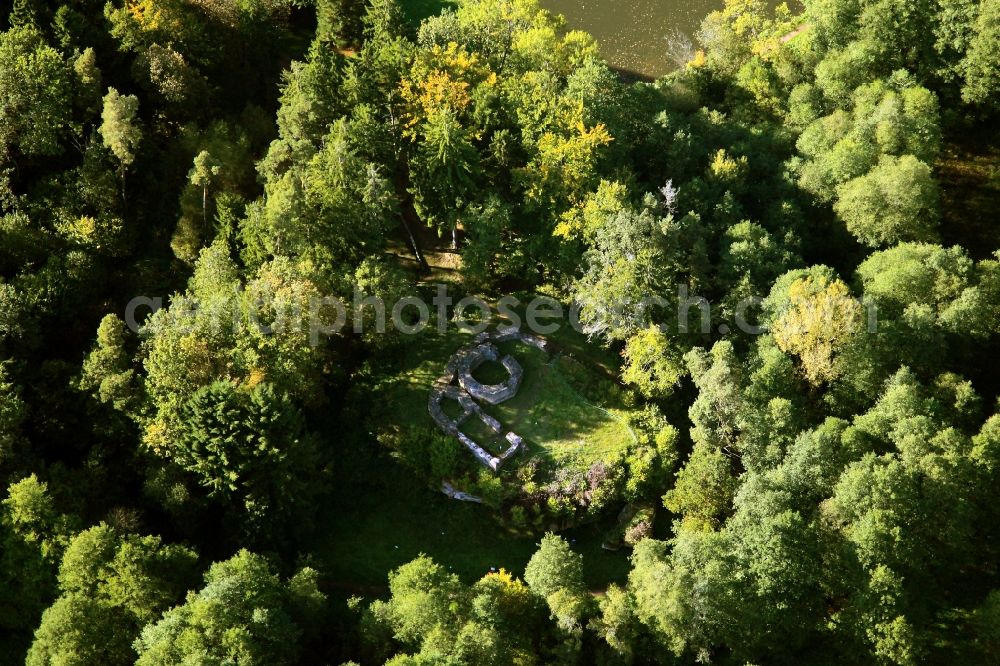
[
  {"x1": 541, "y1": 0, "x2": 720, "y2": 77},
  {"x1": 541, "y1": 0, "x2": 789, "y2": 78}
]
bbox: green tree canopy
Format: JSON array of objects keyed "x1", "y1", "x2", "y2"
[
  {"x1": 134, "y1": 549, "x2": 322, "y2": 666},
  {"x1": 0, "y1": 26, "x2": 73, "y2": 158},
  {"x1": 834, "y1": 154, "x2": 939, "y2": 247}
]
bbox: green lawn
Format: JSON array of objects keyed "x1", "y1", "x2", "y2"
[
  {"x1": 371, "y1": 303, "x2": 637, "y2": 474},
  {"x1": 448, "y1": 344, "x2": 637, "y2": 465},
  {"x1": 311, "y1": 449, "x2": 630, "y2": 591},
  {"x1": 471, "y1": 359, "x2": 512, "y2": 385},
  {"x1": 310, "y1": 298, "x2": 639, "y2": 594},
  {"x1": 489, "y1": 343, "x2": 636, "y2": 471}
]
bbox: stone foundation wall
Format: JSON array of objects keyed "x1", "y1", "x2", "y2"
[{"x1": 428, "y1": 329, "x2": 548, "y2": 472}]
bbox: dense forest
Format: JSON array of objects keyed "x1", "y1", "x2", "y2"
[{"x1": 1, "y1": 0, "x2": 999, "y2": 663}]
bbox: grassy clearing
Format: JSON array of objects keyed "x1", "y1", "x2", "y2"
[
  {"x1": 311, "y1": 445, "x2": 630, "y2": 591},
  {"x1": 371, "y1": 300, "x2": 636, "y2": 474},
  {"x1": 490, "y1": 343, "x2": 636, "y2": 471},
  {"x1": 471, "y1": 359, "x2": 512, "y2": 385},
  {"x1": 370, "y1": 319, "x2": 478, "y2": 430},
  {"x1": 312, "y1": 297, "x2": 637, "y2": 592}
]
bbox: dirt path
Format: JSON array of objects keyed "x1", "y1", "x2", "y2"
[{"x1": 780, "y1": 23, "x2": 810, "y2": 43}]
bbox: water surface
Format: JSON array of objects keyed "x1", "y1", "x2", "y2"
[{"x1": 540, "y1": 0, "x2": 723, "y2": 78}]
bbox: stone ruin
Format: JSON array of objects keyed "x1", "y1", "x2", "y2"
[
  {"x1": 441, "y1": 481, "x2": 483, "y2": 503},
  {"x1": 429, "y1": 328, "x2": 548, "y2": 471}
]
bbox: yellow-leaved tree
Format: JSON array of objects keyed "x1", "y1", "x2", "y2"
[{"x1": 771, "y1": 274, "x2": 863, "y2": 385}]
